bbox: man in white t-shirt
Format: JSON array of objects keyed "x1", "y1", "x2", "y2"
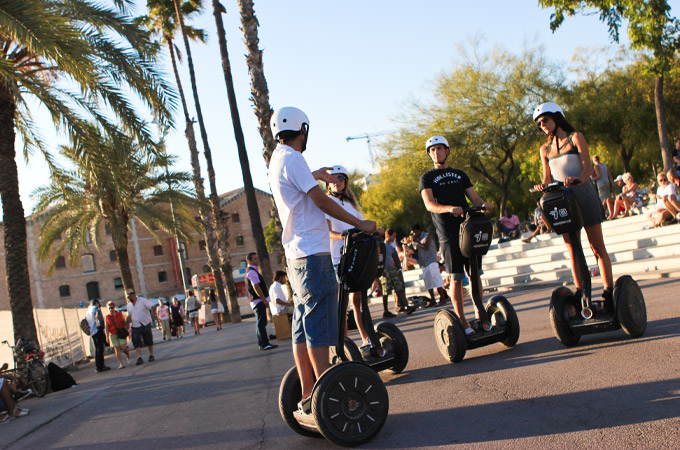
[
  {"x1": 268, "y1": 106, "x2": 376, "y2": 414},
  {"x1": 125, "y1": 289, "x2": 156, "y2": 365},
  {"x1": 269, "y1": 270, "x2": 294, "y2": 317}
]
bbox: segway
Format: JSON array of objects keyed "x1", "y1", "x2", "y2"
[
  {"x1": 433, "y1": 207, "x2": 521, "y2": 363},
  {"x1": 279, "y1": 230, "x2": 408, "y2": 447},
  {"x1": 534, "y1": 181, "x2": 647, "y2": 346}
]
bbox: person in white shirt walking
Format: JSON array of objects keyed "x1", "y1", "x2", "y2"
[{"x1": 125, "y1": 289, "x2": 156, "y2": 365}]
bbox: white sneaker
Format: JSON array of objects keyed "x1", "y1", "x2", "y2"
[{"x1": 118, "y1": 364, "x2": 125, "y2": 369}]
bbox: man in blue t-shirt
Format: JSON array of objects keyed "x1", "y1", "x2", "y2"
[{"x1": 419, "y1": 136, "x2": 494, "y2": 336}]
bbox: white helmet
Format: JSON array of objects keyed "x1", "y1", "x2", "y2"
[
  {"x1": 532, "y1": 102, "x2": 564, "y2": 121},
  {"x1": 426, "y1": 136, "x2": 449, "y2": 150},
  {"x1": 270, "y1": 107, "x2": 309, "y2": 138},
  {"x1": 329, "y1": 165, "x2": 348, "y2": 177}
]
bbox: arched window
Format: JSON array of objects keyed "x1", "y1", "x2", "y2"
[
  {"x1": 59, "y1": 285, "x2": 70, "y2": 297},
  {"x1": 55, "y1": 256, "x2": 66, "y2": 269},
  {"x1": 235, "y1": 235, "x2": 244, "y2": 247}
]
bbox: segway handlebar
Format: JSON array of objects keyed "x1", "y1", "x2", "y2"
[{"x1": 529, "y1": 179, "x2": 582, "y2": 194}]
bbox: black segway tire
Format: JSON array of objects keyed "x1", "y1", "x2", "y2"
[
  {"x1": 486, "y1": 295, "x2": 520, "y2": 347},
  {"x1": 330, "y1": 337, "x2": 363, "y2": 364},
  {"x1": 614, "y1": 275, "x2": 647, "y2": 338},
  {"x1": 549, "y1": 286, "x2": 581, "y2": 347},
  {"x1": 375, "y1": 321, "x2": 409, "y2": 374},
  {"x1": 433, "y1": 310, "x2": 467, "y2": 363},
  {"x1": 312, "y1": 362, "x2": 389, "y2": 447},
  {"x1": 279, "y1": 365, "x2": 321, "y2": 438}
]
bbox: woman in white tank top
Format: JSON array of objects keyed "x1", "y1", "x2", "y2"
[{"x1": 532, "y1": 102, "x2": 615, "y2": 310}]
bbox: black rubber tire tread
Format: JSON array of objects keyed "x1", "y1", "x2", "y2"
[
  {"x1": 374, "y1": 321, "x2": 409, "y2": 374},
  {"x1": 27, "y1": 359, "x2": 49, "y2": 397},
  {"x1": 433, "y1": 309, "x2": 467, "y2": 363},
  {"x1": 312, "y1": 362, "x2": 388, "y2": 447},
  {"x1": 486, "y1": 295, "x2": 520, "y2": 347},
  {"x1": 549, "y1": 286, "x2": 581, "y2": 347},
  {"x1": 614, "y1": 275, "x2": 647, "y2": 338},
  {"x1": 330, "y1": 337, "x2": 363, "y2": 364},
  {"x1": 278, "y1": 365, "x2": 321, "y2": 438}
]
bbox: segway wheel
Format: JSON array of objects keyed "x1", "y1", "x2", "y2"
[
  {"x1": 486, "y1": 295, "x2": 520, "y2": 347},
  {"x1": 549, "y1": 286, "x2": 581, "y2": 347},
  {"x1": 312, "y1": 362, "x2": 389, "y2": 447},
  {"x1": 330, "y1": 337, "x2": 363, "y2": 364},
  {"x1": 279, "y1": 365, "x2": 321, "y2": 438},
  {"x1": 614, "y1": 275, "x2": 647, "y2": 338},
  {"x1": 433, "y1": 310, "x2": 467, "y2": 363},
  {"x1": 375, "y1": 321, "x2": 409, "y2": 374}
]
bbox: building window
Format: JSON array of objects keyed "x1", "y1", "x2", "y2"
[
  {"x1": 113, "y1": 278, "x2": 123, "y2": 290},
  {"x1": 239, "y1": 260, "x2": 247, "y2": 269},
  {"x1": 202, "y1": 265, "x2": 211, "y2": 273},
  {"x1": 82, "y1": 254, "x2": 96, "y2": 273},
  {"x1": 109, "y1": 250, "x2": 117, "y2": 262},
  {"x1": 178, "y1": 242, "x2": 188, "y2": 260},
  {"x1": 184, "y1": 267, "x2": 192, "y2": 280},
  {"x1": 158, "y1": 271, "x2": 168, "y2": 283},
  {"x1": 55, "y1": 256, "x2": 66, "y2": 269},
  {"x1": 199, "y1": 240, "x2": 206, "y2": 251},
  {"x1": 153, "y1": 245, "x2": 163, "y2": 256},
  {"x1": 105, "y1": 224, "x2": 112, "y2": 235},
  {"x1": 59, "y1": 285, "x2": 70, "y2": 298},
  {"x1": 85, "y1": 281, "x2": 100, "y2": 300},
  {"x1": 232, "y1": 213, "x2": 240, "y2": 223},
  {"x1": 235, "y1": 235, "x2": 244, "y2": 247}
]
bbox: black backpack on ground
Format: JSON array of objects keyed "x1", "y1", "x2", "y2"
[{"x1": 48, "y1": 362, "x2": 76, "y2": 392}]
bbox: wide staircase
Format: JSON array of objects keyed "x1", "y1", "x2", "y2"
[{"x1": 402, "y1": 210, "x2": 680, "y2": 297}]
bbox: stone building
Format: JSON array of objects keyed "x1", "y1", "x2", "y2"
[{"x1": 0, "y1": 187, "x2": 281, "y2": 310}]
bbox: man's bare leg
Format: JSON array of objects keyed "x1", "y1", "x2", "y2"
[
  {"x1": 294, "y1": 343, "x2": 316, "y2": 399},
  {"x1": 451, "y1": 279, "x2": 470, "y2": 328}
]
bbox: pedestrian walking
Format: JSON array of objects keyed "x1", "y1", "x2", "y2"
[
  {"x1": 382, "y1": 228, "x2": 413, "y2": 315},
  {"x1": 170, "y1": 297, "x2": 184, "y2": 338},
  {"x1": 157, "y1": 299, "x2": 171, "y2": 340},
  {"x1": 86, "y1": 299, "x2": 110, "y2": 372},
  {"x1": 245, "y1": 252, "x2": 277, "y2": 351},
  {"x1": 268, "y1": 106, "x2": 375, "y2": 414},
  {"x1": 208, "y1": 289, "x2": 223, "y2": 331},
  {"x1": 105, "y1": 301, "x2": 130, "y2": 369},
  {"x1": 125, "y1": 289, "x2": 156, "y2": 365},
  {"x1": 419, "y1": 135, "x2": 495, "y2": 335},
  {"x1": 407, "y1": 224, "x2": 450, "y2": 307},
  {"x1": 185, "y1": 290, "x2": 201, "y2": 335}
]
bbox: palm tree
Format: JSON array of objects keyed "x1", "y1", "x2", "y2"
[
  {"x1": 33, "y1": 126, "x2": 199, "y2": 293},
  {"x1": 141, "y1": 0, "x2": 240, "y2": 321},
  {"x1": 210, "y1": 0, "x2": 273, "y2": 284},
  {"x1": 0, "y1": 0, "x2": 175, "y2": 345}
]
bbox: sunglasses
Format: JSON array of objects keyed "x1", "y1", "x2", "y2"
[
  {"x1": 335, "y1": 175, "x2": 347, "y2": 181},
  {"x1": 108, "y1": 306, "x2": 115, "y2": 309},
  {"x1": 535, "y1": 117, "x2": 550, "y2": 127},
  {"x1": 659, "y1": 178, "x2": 668, "y2": 182}
]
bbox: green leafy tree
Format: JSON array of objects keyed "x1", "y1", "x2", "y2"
[
  {"x1": 539, "y1": 0, "x2": 680, "y2": 171},
  {"x1": 0, "y1": 0, "x2": 174, "y2": 345},
  {"x1": 33, "y1": 127, "x2": 199, "y2": 293}
]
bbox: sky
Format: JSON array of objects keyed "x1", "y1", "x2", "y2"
[{"x1": 11, "y1": 0, "x2": 680, "y2": 214}]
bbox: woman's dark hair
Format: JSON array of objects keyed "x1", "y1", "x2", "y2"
[
  {"x1": 539, "y1": 112, "x2": 576, "y2": 140},
  {"x1": 273, "y1": 270, "x2": 287, "y2": 283}
]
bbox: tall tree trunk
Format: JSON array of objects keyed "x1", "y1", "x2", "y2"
[
  {"x1": 172, "y1": 0, "x2": 242, "y2": 322},
  {"x1": 166, "y1": 37, "x2": 231, "y2": 321},
  {"x1": 211, "y1": 0, "x2": 272, "y2": 285},
  {"x1": 107, "y1": 213, "x2": 136, "y2": 292},
  {"x1": 620, "y1": 144, "x2": 632, "y2": 174},
  {"x1": 654, "y1": 74, "x2": 672, "y2": 172},
  {"x1": 237, "y1": 0, "x2": 276, "y2": 163},
  {"x1": 0, "y1": 84, "x2": 38, "y2": 347},
  {"x1": 237, "y1": 0, "x2": 288, "y2": 281}
]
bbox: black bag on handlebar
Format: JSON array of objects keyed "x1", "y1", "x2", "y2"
[
  {"x1": 338, "y1": 231, "x2": 385, "y2": 291},
  {"x1": 459, "y1": 210, "x2": 493, "y2": 257},
  {"x1": 539, "y1": 188, "x2": 583, "y2": 235}
]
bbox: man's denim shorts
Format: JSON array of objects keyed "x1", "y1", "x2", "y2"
[{"x1": 287, "y1": 254, "x2": 338, "y2": 348}]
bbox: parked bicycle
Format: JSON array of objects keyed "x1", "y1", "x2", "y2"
[{"x1": 1, "y1": 338, "x2": 50, "y2": 398}]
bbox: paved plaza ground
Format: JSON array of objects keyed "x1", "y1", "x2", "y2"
[{"x1": 2, "y1": 277, "x2": 679, "y2": 449}]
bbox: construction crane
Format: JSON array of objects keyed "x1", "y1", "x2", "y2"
[{"x1": 345, "y1": 131, "x2": 393, "y2": 165}]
